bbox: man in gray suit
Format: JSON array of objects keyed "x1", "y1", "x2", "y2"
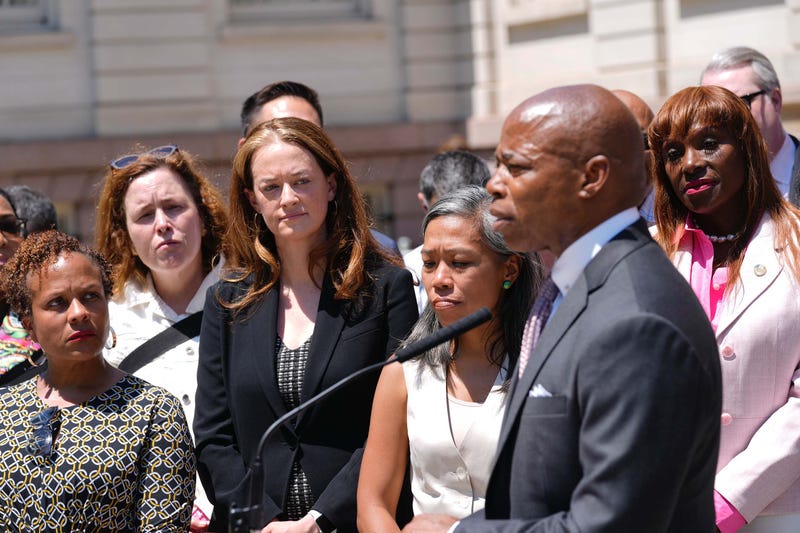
[
  {"x1": 403, "y1": 84, "x2": 721, "y2": 532},
  {"x1": 701, "y1": 46, "x2": 800, "y2": 206}
]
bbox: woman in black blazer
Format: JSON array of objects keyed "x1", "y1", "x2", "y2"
[{"x1": 194, "y1": 117, "x2": 417, "y2": 533}]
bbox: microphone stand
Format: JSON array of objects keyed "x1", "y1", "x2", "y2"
[{"x1": 228, "y1": 307, "x2": 492, "y2": 532}]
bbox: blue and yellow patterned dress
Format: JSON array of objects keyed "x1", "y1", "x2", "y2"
[{"x1": 0, "y1": 375, "x2": 195, "y2": 532}]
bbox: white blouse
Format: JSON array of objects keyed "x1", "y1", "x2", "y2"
[{"x1": 403, "y1": 357, "x2": 508, "y2": 518}]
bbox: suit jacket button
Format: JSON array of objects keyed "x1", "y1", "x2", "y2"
[
  {"x1": 721, "y1": 346, "x2": 735, "y2": 360},
  {"x1": 721, "y1": 413, "x2": 733, "y2": 426}
]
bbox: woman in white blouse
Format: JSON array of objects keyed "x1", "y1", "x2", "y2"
[
  {"x1": 357, "y1": 186, "x2": 543, "y2": 531},
  {"x1": 95, "y1": 144, "x2": 227, "y2": 532}
]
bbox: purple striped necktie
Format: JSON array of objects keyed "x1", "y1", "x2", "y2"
[{"x1": 518, "y1": 276, "x2": 559, "y2": 378}]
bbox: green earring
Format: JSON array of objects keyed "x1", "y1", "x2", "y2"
[{"x1": 502, "y1": 280, "x2": 512, "y2": 290}]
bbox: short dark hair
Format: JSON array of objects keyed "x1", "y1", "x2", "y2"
[
  {"x1": 419, "y1": 150, "x2": 491, "y2": 204},
  {"x1": 0, "y1": 188, "x2": 18, "y2": 218},
  {"x1": 6, "y1": 185, "x2": 57, "y2": 235},
  {"x1": 240, "y1": 80, "x2": 324, "y2": 136}
]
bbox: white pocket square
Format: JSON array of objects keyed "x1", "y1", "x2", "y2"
[{"x1": 529, "y1": 384, "x2": 553, "y2": 398}]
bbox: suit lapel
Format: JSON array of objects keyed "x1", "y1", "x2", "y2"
[
  {"x1": 249, "y1": 286, "x2": 288, "y2": 418},
  {"x1": 297, "y1": 274, "x2": 347, "y2": 428},
  {"x1": 496, "y1": 221, "x2": 650, "y2": 456},
  {"x1": 716, "y1": 216, "x2": 782, "y2": 335}
]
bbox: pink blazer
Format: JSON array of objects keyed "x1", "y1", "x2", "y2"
[{"x1": 672, "y1": 214, "x2": 800, "y2": 521}]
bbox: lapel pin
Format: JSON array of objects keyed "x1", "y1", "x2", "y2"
[{"x1": 754, "y1": 264, "x2": 767, "y2": 277}]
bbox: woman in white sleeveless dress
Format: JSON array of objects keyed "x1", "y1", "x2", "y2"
[{"x1": 358, "y1": 186, "x2": 544, "y2": 531}]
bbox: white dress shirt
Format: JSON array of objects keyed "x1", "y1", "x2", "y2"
[
  {"x1": 403, "y1": 244, "x2": 428, "y2": 314},
  {"x1": 549, "y1": 207, "x2": 640, "y2": 317}
]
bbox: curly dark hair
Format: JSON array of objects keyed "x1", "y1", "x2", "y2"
[{"x1": 0, "y1": 230, "x2": 112, "y2": 321}]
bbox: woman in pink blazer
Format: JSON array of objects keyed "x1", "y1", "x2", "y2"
[{"x1": 650, "y1": 85, "x2": 800, "y2": 532}]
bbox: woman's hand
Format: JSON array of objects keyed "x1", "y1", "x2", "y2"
[{"x1": 261, "y1": 514, "x2": 319, "y2": 533}]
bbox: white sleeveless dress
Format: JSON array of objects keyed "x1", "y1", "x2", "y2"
[{"x1": 403, "y1": 357, "x2": 508, "y2": 518}]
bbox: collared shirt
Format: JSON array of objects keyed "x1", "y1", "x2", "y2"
[
  {"x1": 105, "y1": 265, "x2": 221, "y2": 427},
  {"x1": 105, "y1": 265, "x2": 222, "y2": 518},
  {"x1": 549, "y1": 207, "x2": 640, "y2": 318},
  {"x1": 770, "y1": 131, "x2": 794, "y2": 199},
  {"x1": 403, "y1": 244, "x2": 428, "y2": 314},
  {"x1": 681, "y1": 217, "x2": 728, "y2": 332}
]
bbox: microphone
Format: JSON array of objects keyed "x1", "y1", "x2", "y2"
[{"x1": 228, "y1": 306, "x2": 492, "y2": 532}]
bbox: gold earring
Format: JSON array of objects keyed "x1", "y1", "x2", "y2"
[
  {"x1": 24, "y1": 340, "x2": 41, "y2": 367},
  {"x1": 105, "y1": 327, "x2": 117, "y2": 350}
]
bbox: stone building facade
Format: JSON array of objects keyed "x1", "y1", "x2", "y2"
[{"x1": 0, "y1": 0, "x2": 798, "y2": 245}]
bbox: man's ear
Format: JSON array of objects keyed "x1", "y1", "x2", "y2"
[
  {"x1": 580, "y1": 155, "x2": 610, "y2": 199},
  {"x1": 770, "y1": 86, "x2": 783, "y2": 114},
  {"x1": 417, "y1": 192, "x2": 429, "y2": 212}
]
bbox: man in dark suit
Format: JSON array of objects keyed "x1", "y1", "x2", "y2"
[
  {"x1": 701, "y1": 46, "x2": 800, "y2": 206},
  {"x1": 403, "y1": 84, "x2": 721, "y2": 532}
]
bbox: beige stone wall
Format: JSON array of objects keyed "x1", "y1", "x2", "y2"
[{"x1": 0, "y1": 0, "x2": 796, "y2": 246}]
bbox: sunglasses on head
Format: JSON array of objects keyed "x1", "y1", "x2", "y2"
[
  {"x1": 0, "y1": 216, "x2": 26, "y2": 237},
  {"x1": 110, "y1": 144, "x2": 179, "y2": 170},
  {"x1": 29, "y1": 406, "x2": 60, "y2": 459}
]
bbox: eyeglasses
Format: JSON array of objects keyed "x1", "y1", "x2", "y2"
[
  {"x1": 29, "y1": 406, "x2": 60, "y2": 458},
  {"x1": 0, "y1": 216, "x2": 26, "y2": 237},
  {"x1": 110, "y1": 144, "x2": 179, "y2": 170},
  {"x1": 738, "y1": 90, "x2": 766, "y2": 109},
  {"x1": 642, "y1": 131, "x2": 650, "y2": 150}
]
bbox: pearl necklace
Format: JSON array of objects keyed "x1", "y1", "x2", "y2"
[
  {"x1": 692, "y1": 217, "x2": 743, "y2": 243},
  {"x1": 704, "y1": 231, "x2": 742, "y2": 243}
]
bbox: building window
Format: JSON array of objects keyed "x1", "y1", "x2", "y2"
[
  {"x1": 229, "y1": 0, "x2": 371, "y2": 22},
  {"x1": 0, "y1": 0, "x2": 53, "y2": 32}
]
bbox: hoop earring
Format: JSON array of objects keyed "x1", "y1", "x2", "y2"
[
  {"x1": 24, "y1": 339, "x2": 41, "y2": 367},
  {"x1": 105, "y1": 327, "x2": 117, "y2": 350}
]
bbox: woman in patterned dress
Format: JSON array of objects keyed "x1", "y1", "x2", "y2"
[
  {"x1": 0, "y1": 230, "x2": 195, "y2": 532},
  {"x1": 194, "y1": 117, "x2": 418, "y2": 533},
  {"x1": 357, "y1": 186, "x2": 541, "y2": 531}
]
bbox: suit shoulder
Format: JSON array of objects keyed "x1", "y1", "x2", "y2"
[{"x1": 369, "y1": 260, "x2": 413, "y2": 285}]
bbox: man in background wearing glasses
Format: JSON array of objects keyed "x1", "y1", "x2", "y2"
[{"x1": 701, "y1": 46, "x2": 800, "y2": 206}]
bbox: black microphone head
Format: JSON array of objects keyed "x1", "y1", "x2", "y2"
[{"x1": 394, "y1": 306, "x2": 492, "y2": 362}]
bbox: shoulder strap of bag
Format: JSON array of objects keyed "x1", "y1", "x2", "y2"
[{"x1": 118, "y1": 311, "x2": 203, "y2": 374}]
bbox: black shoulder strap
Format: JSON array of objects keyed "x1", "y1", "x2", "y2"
[{"x1": 118, "y1": 311, "x2": 203, "y2": 374}]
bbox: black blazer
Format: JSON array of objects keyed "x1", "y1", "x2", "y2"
[
  {"x1": 194, "y1": 262, "x2": 417, "y2": 531},
  {"x1": 458, "y1": 220, "x2": 722, "y2": 533}
]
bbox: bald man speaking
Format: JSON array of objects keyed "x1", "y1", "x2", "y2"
[{"x1": 403, "y1": 85, "x2": 721, "y2": 533}]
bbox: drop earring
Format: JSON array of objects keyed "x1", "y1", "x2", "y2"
[{"x1": 105, "y1": 327, "x2": 117, "y2": 350}]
